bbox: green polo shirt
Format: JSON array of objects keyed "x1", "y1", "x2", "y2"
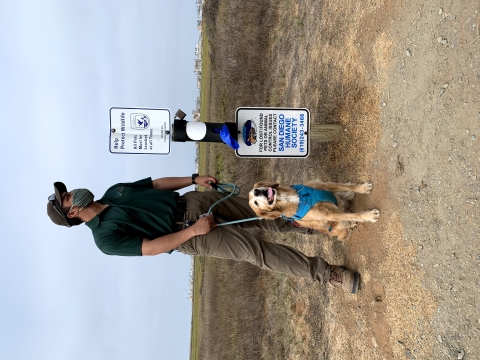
[{"x1": 85, "y1": 177, "x2": 178, "y2": 256}]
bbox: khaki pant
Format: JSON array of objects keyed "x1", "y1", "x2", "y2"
[{"x1": 176, "y1": 191, "x2": 331, "y2": 283}]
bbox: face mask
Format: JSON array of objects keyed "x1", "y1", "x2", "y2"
[{"x1": 70, "y1": 188, "x2": 94, "y2": 213}]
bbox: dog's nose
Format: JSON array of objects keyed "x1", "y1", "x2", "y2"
[{"x1": 254, "y1": 189, "x2": 261, "y2": 197}]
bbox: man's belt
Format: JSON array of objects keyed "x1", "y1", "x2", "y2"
[
  {"x1": 176, "y1": 196, "x2": 187, "y2": 214},
  {"x1": 175, "y1": 196, "x2": 191, "y2": 231}
]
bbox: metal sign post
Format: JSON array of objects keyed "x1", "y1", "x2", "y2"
[
  {"x1": 172, "y1": 110, "x2": 236, "y2": 143},
  {"x1": 109, "y1": 107, "x2": 171, "y2": 155}
]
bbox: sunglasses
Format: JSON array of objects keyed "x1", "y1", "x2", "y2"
[{"x1": 48, "y1": 194, "x2": 69, "y2": 222}]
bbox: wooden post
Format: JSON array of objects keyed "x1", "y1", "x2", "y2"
[{"x1": 308, "y1": 124, "x2": 343, "y2": 143}]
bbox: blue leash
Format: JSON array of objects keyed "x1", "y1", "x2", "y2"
[{"x1": 207, "y1": 183, "x2": 262, "y2": 227}]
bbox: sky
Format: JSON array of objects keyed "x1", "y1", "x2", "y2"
[{"x1": 0, "y1": 1, "x2": 201, "y2": 359}]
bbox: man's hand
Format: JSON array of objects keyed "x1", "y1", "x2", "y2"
[
  {"x1": 195, "y1": 175, "x2": 218, "y2": 189},
  {"x1": 190, "y1": 215, "x2": 217, "y2": 235},
  {"x1": 142, "y1": 216, "x2": 217, "y2": 256}
]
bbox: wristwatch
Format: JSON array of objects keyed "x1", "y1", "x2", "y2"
[{"x1": 192, "y1": 173, "x2": 199, "y2": 184}]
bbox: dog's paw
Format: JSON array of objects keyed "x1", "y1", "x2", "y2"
[
  {"x1": 359, "y1": 182, "x2": 373, "y2": 194},
  {"x1": 342, "y1": 191, "x2": 355, "y2": 201},
  {"x1": 363, "y1": 209, "x2": 380, "y2": 222},
  {"x1": 348, "y1": 221, "x2": 358, "y2": 229}
]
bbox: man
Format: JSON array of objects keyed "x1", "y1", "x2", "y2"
[{"x1": 47, "y1": 174, "x2": 360, "y2": 293}]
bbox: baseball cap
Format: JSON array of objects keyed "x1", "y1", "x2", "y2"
[{"x1": 47, "y1": 182, "x2": 71, "y2": 227}]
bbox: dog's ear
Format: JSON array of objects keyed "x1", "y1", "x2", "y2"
[{"x1": 253, "y1": 181, "x2": 269, "y2": 189}]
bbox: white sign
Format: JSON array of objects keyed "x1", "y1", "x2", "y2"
[
  {"x1": 235, "y1": 107, "x2": 310, "y2": 158},
  {"x1": 109, "y1": 107, "x2": 171, "y2": 155}
]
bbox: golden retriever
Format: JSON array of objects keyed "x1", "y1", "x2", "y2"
[{"x1": 249, "y1": 180, "x2": 380, "y2": 240}]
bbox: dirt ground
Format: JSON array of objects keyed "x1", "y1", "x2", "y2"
[
  {"x1": 364, "y1": 2, "x2": 480, "y2": 359},
  {"x1": 268, "y1": 0, "x2": 480, "y2": 359},
  {"x1": 198, "y1": 0, "x2": 480, "y2": 359}
]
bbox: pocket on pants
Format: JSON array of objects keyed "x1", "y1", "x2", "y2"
[{"x1": 176, "y1": 240, "x2": 197, "y2": 255}]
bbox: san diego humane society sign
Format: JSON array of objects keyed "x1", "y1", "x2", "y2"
[
  {"x1": 236, "y1": 107, "x2": 310, "y2": 158},
  {"x1": 109, "y1": 107, "x2": 171, "y2": 155}
]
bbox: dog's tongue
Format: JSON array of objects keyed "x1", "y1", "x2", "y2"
[{"x1": 268, "y1": 187, "x2": 274, "y2": 201}]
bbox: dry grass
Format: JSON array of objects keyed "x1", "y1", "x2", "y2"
[
  {"x1": 322, "y1": 212, "x2": 437, "y2": 360},
  {"x1": 379, "y1": 214, "x2": 436, "y2": 359}
]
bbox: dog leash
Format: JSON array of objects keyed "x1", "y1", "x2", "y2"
[{"x1": 202, "y1": 182, "x2": 262, "y2": 227}]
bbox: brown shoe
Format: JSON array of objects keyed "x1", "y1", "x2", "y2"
[{"x1": 328, "y1": 266, "x2": 360, "y2": 294}]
